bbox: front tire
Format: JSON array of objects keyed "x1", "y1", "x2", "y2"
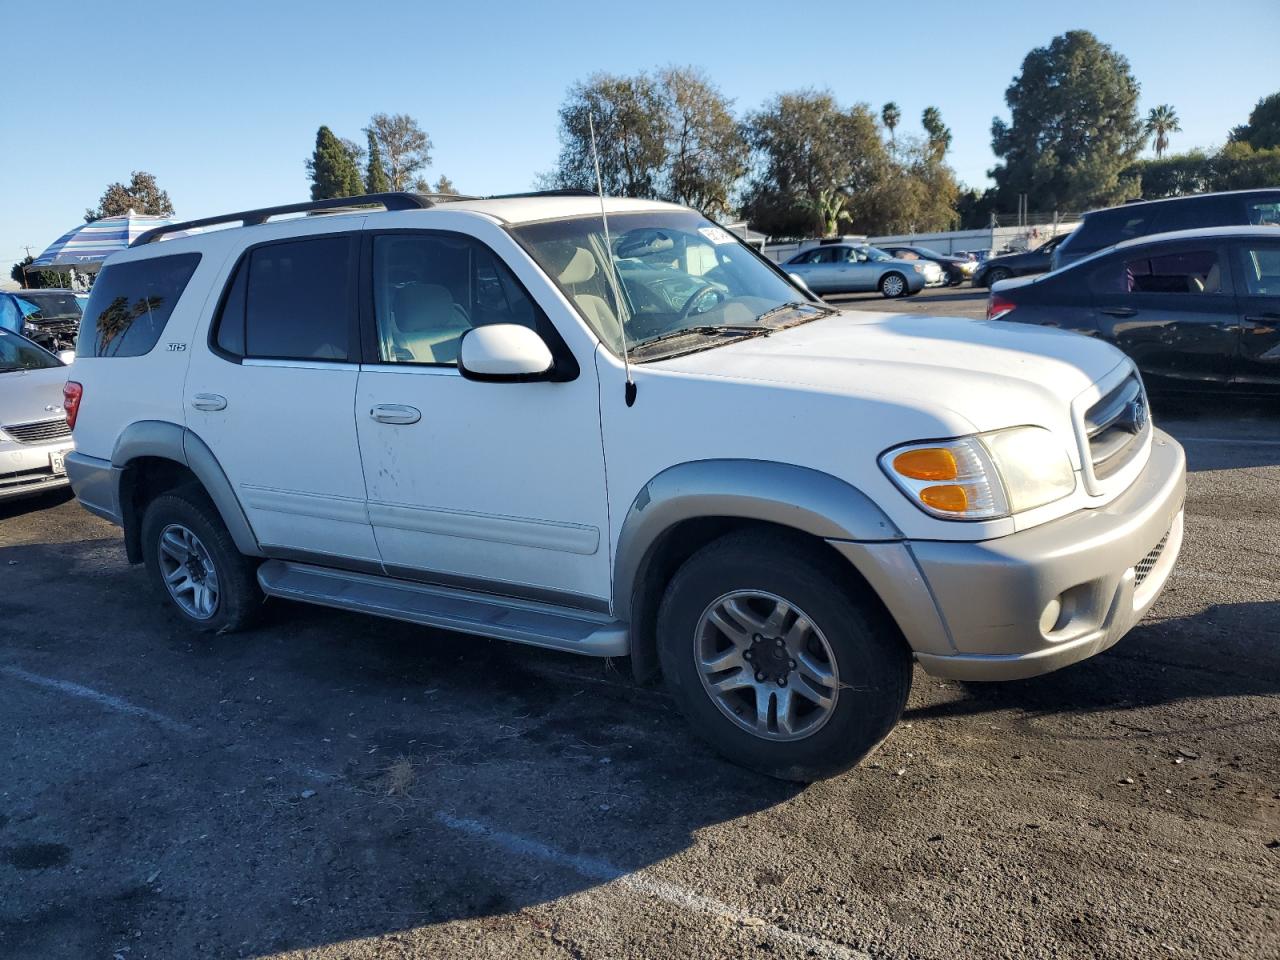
[
  {"x1": 984, "y1": 266, "x2": 1011, "y2": 286},
  {"x1": 657, "y1": 531, "x2": 912, "y2": 781},
  {"x1": 879, "y1": 272, "x2": 908, "y2": 298},
  {"x1": 141, "y1": 489, "x2": 262, "y2": 633}
]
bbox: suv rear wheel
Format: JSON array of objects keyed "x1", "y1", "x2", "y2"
[
  {"x1": 141, "y1": 488, "x2": 262, "y2": 633},
  {"x1": 657, "y1": 531, "x2": 912, "y2": 781}
]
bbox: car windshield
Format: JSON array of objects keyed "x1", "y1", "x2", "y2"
[
  {"x1": 863, "y1": 246, "x2": 894, "y2": 262},
  {"x1": 512, "y1": 210, "x2": 826, "y2": 359},
  {"x1": 0, "y1": 328, "x2": 63, "y2": 372},
  {"x1": 910, "y1": 247, "x2": 945, "y2": 258},
  {"x1": 15, "y1": 291, "x2": 82, "y2": 320}
]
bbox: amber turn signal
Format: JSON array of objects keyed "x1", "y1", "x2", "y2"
[
  {"x1": 892, "y1": 448, "x2": 958, "y2": 481},
  {"x1": 920, "y1": 484, "x2": 970, "y2": 512}
]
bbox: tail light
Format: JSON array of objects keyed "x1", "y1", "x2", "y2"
[
  {"x1": 63, "y1": 381, "x2": 83, "y2": 430},
  {"x1": 987, "y1": 295, "x2": 1017, "y2": 321}
]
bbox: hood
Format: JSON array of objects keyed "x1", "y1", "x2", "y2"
[
  {"x1": 655, "y1": 311, "x2": 1128, "y2": 440},
  {"x1": 0, "y1": 364, "x2": 70, "y2": 429}
]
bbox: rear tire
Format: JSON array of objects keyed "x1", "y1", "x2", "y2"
[
  {"x1": 879, "y1": 272, "x2": 908, "y2": 298},
  {"x1": 141, "y1": 488, "x2": 262, "y2": 633},
  {"x1": 657, "y1": 531, "x2": 912, "y2": 781}
]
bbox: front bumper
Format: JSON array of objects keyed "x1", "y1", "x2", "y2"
[
  {"x1": 911, "y1": 430, "x2": 1185, "y2": 680},
  {"x1": 832, "y1": 430, "x2": 1185, "y2": 682},
  {"x1": 0, "y1": 440, "x2": 74, "y2": 502}
]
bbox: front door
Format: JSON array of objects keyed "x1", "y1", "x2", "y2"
[
  {"x1": 354, "y1": 229, "x2": 611, "y2": 607},
  {"x1": 1087, "y1": 243, "x2": 1238, "y2": 388},
  {"x1": 185, "y1": 228, "x2": 378, "y2": 563},
  {"x1": 1231, "y1": 238, "x2": 1280, "y2": 390}
]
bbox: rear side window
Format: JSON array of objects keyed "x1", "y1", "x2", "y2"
[
  {"x1": 1152, "y1": 196, "x2": 1227, "y2": 234},
  {"x1": 77, "y1": 253, "x2": 200, "y2": 358},
  {"x1": 213, "y1": 236, "x2": 354, "y2": 362},
  {"x1": 1248, "y1": 198, "x2": 1280, "y2": 226},
  {"x1": 1090, "y1": 248, "x2": 1224, "y2": 295}
]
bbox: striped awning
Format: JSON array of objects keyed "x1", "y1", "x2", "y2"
[{"x1": 30, "y1": 211, "x2": 189, "y2": 270}]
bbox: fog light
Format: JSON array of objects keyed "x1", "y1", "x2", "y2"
[{"x1": 1039, "y1": 597, "x2": 1063, "y2": 635}]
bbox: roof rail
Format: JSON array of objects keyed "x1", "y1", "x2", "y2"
[
  {"x1": 131, "y1": 192, "x2": 436, "y2": 246},
  {"x1": 485, "y1": 189, "x2": 599, "y2": 199}
]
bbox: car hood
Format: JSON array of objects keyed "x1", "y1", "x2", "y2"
[
  {"x1": 0, "y1": 364, "x2": 70, "y2": 428},
  {"x1": 655, "y1": 311, "x2": 1128, "y2": 439}
]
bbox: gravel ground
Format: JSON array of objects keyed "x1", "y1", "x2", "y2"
[{"x1": 0, "y1": 346, "x2": 1276, "y2": 958}]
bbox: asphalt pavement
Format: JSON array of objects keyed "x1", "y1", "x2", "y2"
[{"x1": 1, "y1": 310, "x2": 1277, "y2": 958}]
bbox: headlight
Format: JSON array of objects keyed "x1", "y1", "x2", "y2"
[
  {"x1": 911, "y1": 264, "x2": 924, "y2": 273},
  {"x1": 880, "y1": 427, "x2": 1075, "y2": 520}
]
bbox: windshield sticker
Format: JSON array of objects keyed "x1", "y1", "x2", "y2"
[{"x1": 698, "y1": 226, "x2": 736, "y2": 245}]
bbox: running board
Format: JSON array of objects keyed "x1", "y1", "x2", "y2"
[{"x1": 256, "y1": 560, "x2": 628, "y2": 657}]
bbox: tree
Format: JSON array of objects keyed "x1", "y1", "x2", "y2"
[
  {"x1": 365, "y1": 113, "x2": 432, "y2": 191},
  {"x1": 85, "y1": 171, "x2": 174, "y2": 222},
  {"x1": 989, "y1": 31, "x2": 1144, "y2": 213},
  {"x1": 365, "y1": 130, "x2": 390, "y2": 194},
  {"x1": 1212, "y1": 141, "x2": 1280, "y2": 191},
  {"x1": 1144, "y1": 105, "x2": 1181, "y2": 158},
  {"x1": 741, "y1": 91, "x2": 889, "y2": 237},
  {"x1": 1126, "y1": 149, "x2": 1215, "y2": 198},
  {"x1": 307, "y1": 125, "x2": 364, "y2": 200},
  {"x1": 921, "y1": 106, "x2": 951, "y2": 158},
  {"x1": 554, "y1": 71, "x2": 670, "y2": 198},
  {"x1": 433, "y1": 175, "x2": 457, "y2": 195},
  {"x1": 9, "y1": 255, "x2": 62, "y2": 289},
  {"x1": 1230, "y1": 92, "x2": 1280, "y2": 150},
  {"x1": 658, "y1": 67, "x2": 747, "y2": 215},
  {"x1": 881, "y1": 102, "x2": 901, "y2": 147}
]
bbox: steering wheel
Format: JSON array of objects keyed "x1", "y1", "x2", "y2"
[{"x1": 676, "y1": 281, "x2": 727, "y2": 323}]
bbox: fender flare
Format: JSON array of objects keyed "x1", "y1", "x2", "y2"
[
  {"x1": 612, "y1": 459, "x2": 901, "y2": 622},
  {"x1": 111, "y1": 420, "x2": 261, "y2": 557}
]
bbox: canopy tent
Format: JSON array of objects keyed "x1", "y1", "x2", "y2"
[{"x1": 26, "y1": 211, "x2": 189, "y2": 287}]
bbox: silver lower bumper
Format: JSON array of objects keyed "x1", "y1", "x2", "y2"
[{"x1": 64, "y1": 451, "x2": 123, "y2": 524}]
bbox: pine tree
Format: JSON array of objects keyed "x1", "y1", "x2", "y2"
[
  {"x1": 307, "y1": 126, "x2": 364, "y2": 200},
  {"x1": 365, "y1": 130, "x2": 391, "y2": 193}
]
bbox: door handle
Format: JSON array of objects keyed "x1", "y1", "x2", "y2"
[
  {"x1": 191, "y1": 393, "x2": 227, "y2": 412},
  {"x1": 1243, "y1": 314, "x2": 1280, "y2": 330},
  {"x1": 1100, "y1": 306, "x2": 1137, "y2": 318},
  {"x1": 370, "y1": 404, "x2": 421, "y2": 425}
]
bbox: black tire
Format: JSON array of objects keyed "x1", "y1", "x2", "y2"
[
  {"x1": 141, "y1": 487, "x2": 262, "y2": 633},
  {"x1": 879, "y1": 272, "x2": 908, "y2": 298},
  {"x1": 984, "y1": 266, "x2": 1011, "y2": 286},
  {"x1": 657, "y1": 531, "x2": 912, "y2": 781}
]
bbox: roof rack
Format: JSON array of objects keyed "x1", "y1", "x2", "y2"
[
  {"x1": 131, "y1": 192, "x2": 437, "y2": 246},
  {"x1": 485, "y1": 189, "x2": 599, "y2": 199}
]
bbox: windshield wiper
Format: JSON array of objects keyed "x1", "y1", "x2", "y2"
[
  {"x1": 753, "y1": 300, "x2": 835, "y2": 325},
  {"x1": 632, "y1": 325, "x2": 768, "y2": 352}
]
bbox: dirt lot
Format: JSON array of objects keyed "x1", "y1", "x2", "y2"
[{"x1": 1, "y1": 339, "x2": 1277, "y2": 957}]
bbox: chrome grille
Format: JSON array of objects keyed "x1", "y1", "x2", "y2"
[
  {"x1": 1134, "y1": 532, "x2": 1169, "y2": 587},
  {"x1": 1084, "y1": 374, "x2": 1149, "y2": 481},
  {"x1": 3, "y1": 418, "x2": 72, "y2": 444}
]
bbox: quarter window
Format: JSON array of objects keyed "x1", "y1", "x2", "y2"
[
  {"x1": 76, "y1": 253, "x2": 201, "y2": 358},
  {"x1": 371, "y1": 233, "x2": 540, "y2": 365}
]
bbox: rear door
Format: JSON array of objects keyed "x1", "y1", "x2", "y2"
[
  {"x1": 185, "y1": 225, "x2": 378, "y2": 563},
  {"x1": 1230, "y1": 237, "x2": 1280, "y2": 390},
  {"x1": 1087, "y1": 241, "x2": 1238, "y2": 387}
]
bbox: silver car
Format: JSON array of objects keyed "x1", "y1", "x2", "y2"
[
  {"x1": 0, "y1": 329, "x2": 74, "y2": 503},
  {"x1": 784, "y1": 243, "x2": 930, "y2": 298}
]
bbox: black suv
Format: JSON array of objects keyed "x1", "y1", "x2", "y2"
[
  {"x1": 972, "y1": 233, "x2": 1071, "y2": 288},
  {"x1": 1052, "y1": 189, "x2": 1280, "y2": 271}
]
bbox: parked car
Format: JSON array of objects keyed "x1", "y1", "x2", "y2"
[
  {"x1": 875, "y1": 244, "x2": 977, "y2": 286},
  {"x1": 65, "y1": 191, "x2": 1185, "y2": 781},
  {"x1": 784, "y1": 243, "x2": 932, "y2": 296},
  {"x1": 987, "y1": 226, "x2": 1280, "y2": 393},
  {"x1": 1052, "y1": 188, "x2": 1280, "y2": 271},
  {"x1": 0, "y1": 328, "x2": 74, "y2": 502},
  {"x1": 0, "y1": 288, "x2": 82, "y2": 353},
  {"x1": 972, "y1": 233, "x2": 1072, "y2": 287}
]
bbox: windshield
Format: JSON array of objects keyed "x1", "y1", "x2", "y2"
[
  {"x1": 16, "y1": 291, "x2": 82, "y2": 320},
  {"x1": 512, "y1": 211, "x2": 820, "y2": 358},
  {"x1": 862, "y1": 246, "x2": 894, "y2": 262},
  {"x1": 0, "y1": 328, "x2": 63, "y2": 372}
]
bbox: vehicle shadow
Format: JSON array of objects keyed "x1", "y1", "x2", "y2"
[
  {"x1": 0, "y1": 487, "x2": 73, "y2": 523},
  {"x1": 903, "y1": 601, "x2": 1280, "y2": 730}
]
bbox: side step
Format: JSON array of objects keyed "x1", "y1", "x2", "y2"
[{"x1": 257, "y1": 560, "x2": 628, "y2": 657}]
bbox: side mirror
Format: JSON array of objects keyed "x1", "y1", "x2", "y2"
[
  {"x1": 458, "y1": 324, "x2": 554, "y2": 382},
  {"x1": 58, "y1": 350, "x2": 76, "y2": 365}
]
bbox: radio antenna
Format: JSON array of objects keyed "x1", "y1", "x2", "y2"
[{"x1": 588, "y1": 111, "x2": 637, "y2": 407}]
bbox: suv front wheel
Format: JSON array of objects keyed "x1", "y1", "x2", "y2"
[
  {"x1": 141, "y1": 488, "x2": 262, "y2": 633},
  {"x1": 657, "y1": 531, "x2": 911, "y2": 781}
]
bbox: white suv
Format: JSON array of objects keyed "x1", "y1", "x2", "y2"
[{"x1": 64, "y1": 192, "x2": 1186, "y2": 780}]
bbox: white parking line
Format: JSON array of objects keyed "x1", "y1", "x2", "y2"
[
  {"x1": 435, "y1": 811, "x2": 871, "y2": 960},
  {"x1": 1175, "y1": 436, "x2": 1280, "y2": 446},
  {"x1": 0, "y1": 665, "x2": 195, "y2": 735}
]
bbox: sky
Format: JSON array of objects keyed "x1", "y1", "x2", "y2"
[{"x1": 4, "y1": 0, "x2": 1278, "y2": 273}]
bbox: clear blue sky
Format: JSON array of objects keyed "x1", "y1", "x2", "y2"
[{"x1": 5, "y1": 0, "x2": 1278, "y2": 272}]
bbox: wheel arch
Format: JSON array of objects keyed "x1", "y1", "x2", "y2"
[
  {"x1": 614, "y1": 460, "x2": 903, "y2": 683},
  {"x1": 112, "y1": 421, "x2": 260, "y2": 562}
]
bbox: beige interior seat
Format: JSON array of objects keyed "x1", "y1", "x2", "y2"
[
  {"x1": 392, "y1": 283, "x2": 470, "y2": 363},
  {"x1": 558, "y1": 247, "x2": 618, "y2": 331}
]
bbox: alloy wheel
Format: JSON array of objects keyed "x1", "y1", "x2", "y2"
[{"x1": 157, "y1": 523, "x2": 220, "y2": 620}]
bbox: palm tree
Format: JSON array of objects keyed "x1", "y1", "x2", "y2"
[
  {"x1": 881, "y1": 102, "x2": 901, "y2": 147},
  {"x1": 1144, "y1": 104, "x2": 1181, "y2": 159}
]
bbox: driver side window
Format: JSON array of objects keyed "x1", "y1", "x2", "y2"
[{"x1": 372, "y1": 233, "x2": 540, "y2": 366}]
